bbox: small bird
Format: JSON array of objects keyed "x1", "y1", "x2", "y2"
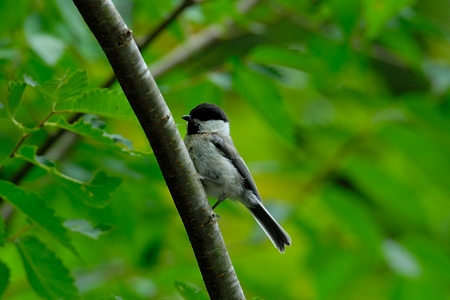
[{"x1": 182, "y1": 103, "x2": 291, "y2": 253}]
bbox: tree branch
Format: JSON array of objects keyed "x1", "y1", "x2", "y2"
[
  {"x1": 72, "y1": 0, "x2": 245, "y2": 299},
  {"x1": 150, "y1": 0, "x2": 260, "y2": 79}
]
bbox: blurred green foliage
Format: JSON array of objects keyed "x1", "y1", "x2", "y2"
[{"x1": 1, "y1": 0, "x2": 450, "y2": 299}]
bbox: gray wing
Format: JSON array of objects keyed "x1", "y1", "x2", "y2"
[{"x1": 210, "y1": 134, "x2": 262, "y2": 201}]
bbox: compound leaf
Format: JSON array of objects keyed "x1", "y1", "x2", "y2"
[
  {"x1": 16, "y1": 236, "x2": 79, "y2": 300},
  {"x1": 0, "y1": 180, "x2": 77, "y2": 255}
]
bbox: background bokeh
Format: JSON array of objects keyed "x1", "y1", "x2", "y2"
[{"x1": 1, "y1": 0, "x2": 450, "y2": 299}]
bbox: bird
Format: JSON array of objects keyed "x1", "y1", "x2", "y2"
[{"x1": 182, "y1": 103, "x2": 291, "y2": 253}]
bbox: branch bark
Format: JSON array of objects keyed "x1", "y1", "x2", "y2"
[{"x1": 72, "y1": 0, "x2": 245, "y2": 299}]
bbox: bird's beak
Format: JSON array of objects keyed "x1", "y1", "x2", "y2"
[{"x1": 182, "y1": 115, "x2": 192, "y2": 122}]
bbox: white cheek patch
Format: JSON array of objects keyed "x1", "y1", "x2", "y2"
[{"x1": 196, "y1": 119, "x2": 230, "y2": 135}]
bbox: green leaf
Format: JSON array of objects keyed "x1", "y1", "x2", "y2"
[
  {"x1": 0, "y1": 213, "x2": 5, "y2": 246},
  {"x1": 233, "y1": 63, "x2": 295, "y2": 143},
  {"x1": 37, "y1": 70, "x2": 89, "y2": 103},
  {"x1": 315, "y1": 251, "x2": 366, "y2": 300},
  {"x1": 28, "y1": 34, "x2": 66, "y2": 66},
  {"x1": 24, "y1": 15, "x2": 66, "y2": 66},
  {"x1": 329, "y1": 0, "x2": 360, "y2": 36},
  {"x1": 175, "y1": 281, "x2": 209, "y2": 300},
  {"x1": 55, "y1": 88, "x2": 138, "y2": 123},
  {"x1": 343, "y1": 157, "x2": 425, "y2": 227},
  {"x1": 62, "y1": 170, "x2": 122, "y2": 207},
  {"x1": 0, "y1": 81, "x2": 26, "y2": 133},
  {"x1": 6, "y1": 81, "x2": 27, "y2": 119},
  {"x1": 45, "y1": 116, "x2": 150, "y2": 156},
  {"x1": 0, "y1": 102, "x2": 7, "y2": 120},
  {"x1": 323, "y1": 186, "x2": 382, "y2": 254},
  {"x1": 16, "y1": 236, "x2": 79, "y2": 300},
  {"x1": 406, "y1": 236, "x2": 450, "y2": 281},
  {"x1": 378, "y1": 124, "x2": 450, "y2": 189},
  {"x1": 364, "y1": 0, "x2": 415, "y2": 39},
  {"x1": 64, "y1": 219, "x2": 113, "y2": 239},
  {"x1": 0, "y1": 180, "x2": 77, "y2": 255},
  {"x1": 15, "y1": 145, "x2": 122, "y2": 208},
  {"x1": 380, "y1": 27, "x2": 422, "y2": 67},
  {"x1": 250, "y1": 45, "x2": 321, "y2": 73},
  {"x1": 0, "y1": 260, "x2": 10, "y2": 298}
]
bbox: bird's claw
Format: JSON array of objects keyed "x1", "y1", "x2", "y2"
[{"x1": 204, "y1": 213, "x2": 220, "y2": 225}]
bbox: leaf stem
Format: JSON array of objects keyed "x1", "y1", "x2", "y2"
[
  {"x1": 7, "y1": 133, "x2": 30, "y2": 159},
  {"x1": 12, "y1": 112, "x2": 54, "y2": 157},
  {"x1": 7, "y1": 223, "x2": 35, "y2": 242},
  {"x1": 0, "y1": 111, "x2": 55, "y2": 172}
]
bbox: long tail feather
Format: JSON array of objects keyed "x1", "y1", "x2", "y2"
[{"x1": 248, "y1": 204, "x2": 292, "y2": 253}]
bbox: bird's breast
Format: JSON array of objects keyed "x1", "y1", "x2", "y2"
[{"x1": 185, "y1": 135, "x2": 243, "y2": 200}]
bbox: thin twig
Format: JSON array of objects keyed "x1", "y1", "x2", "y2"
[
  {"x1": 102, "y1": 0, "x2": 197, "y2": 88},
  {"x1": 1, "y1": 111, "x2": 54, "y2": 171}
]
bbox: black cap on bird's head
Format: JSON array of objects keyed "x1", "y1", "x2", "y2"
[
  {"x1": 182, "y1": 103, "x2": 229, "y2": 123},
  {"x1": 182, "y1": 103, "x2": 229, "y2": 135}
]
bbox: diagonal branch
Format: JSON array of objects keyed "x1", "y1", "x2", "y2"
[{"x1": 72, "y1": 0, "x2": 245, "y2": 299}]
